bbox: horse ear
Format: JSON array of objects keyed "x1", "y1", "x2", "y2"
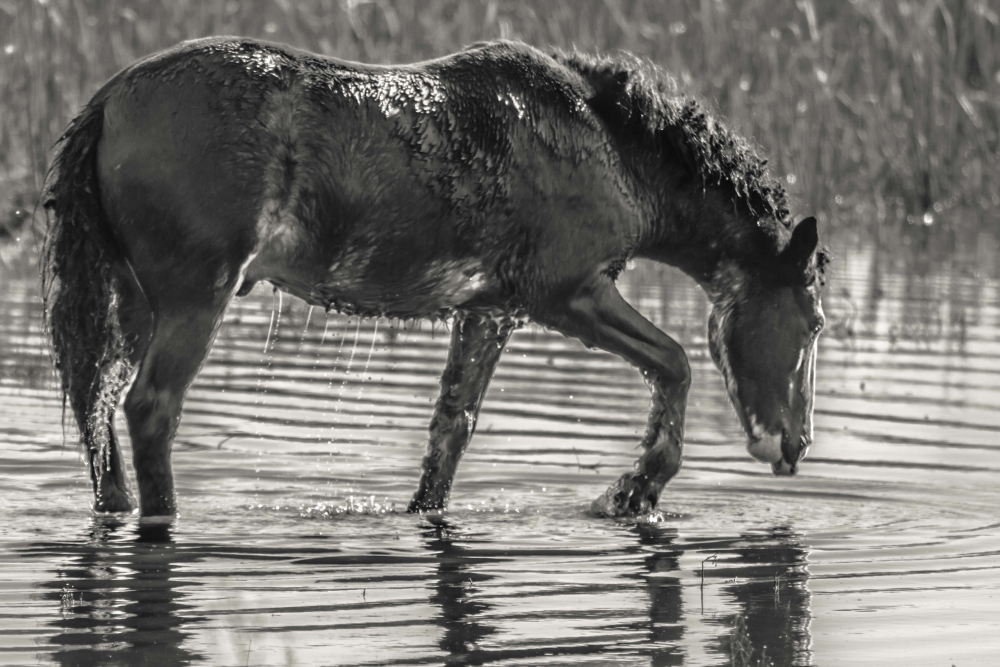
[{"x1": 784, "y1": 216, "x2": 818, "y2": 264}]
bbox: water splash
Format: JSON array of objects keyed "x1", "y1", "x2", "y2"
[{"x1": 289, "y1": 495, "x2": 398, "y2": 517}]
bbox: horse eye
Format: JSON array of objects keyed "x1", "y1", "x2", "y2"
[{"x1": 811, "y1": 318, "x2": 825, "y2": 335}]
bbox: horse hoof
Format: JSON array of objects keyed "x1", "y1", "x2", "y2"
[
  {"x1": 590, "y1": 474, "x2": 657, "y2": 518},
  {"x1": 590, "y1": 492, "x2": 625, "y2": 518}
]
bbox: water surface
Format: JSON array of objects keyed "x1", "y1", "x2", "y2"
[{"x1": 2, "y1": 229, "x2": 999, "y2": 666}]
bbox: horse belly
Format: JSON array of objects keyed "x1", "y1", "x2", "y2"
[
  {"x1": 246, "y1": 215, "x2": 498, "y2": 319},
  {"x1": 325, "y1": 255, "x2": 494, "y2": 318}
]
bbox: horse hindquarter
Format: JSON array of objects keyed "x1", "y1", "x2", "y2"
[{"x1": 96, "y1": 67, "x2": 268, "y2": 514}]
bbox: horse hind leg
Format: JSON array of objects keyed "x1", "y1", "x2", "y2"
[
  {"x1": 530, "y1": 274, "x2": 691, "y2": 517},
  {"x1": 408, "y1": 316, "x2": 515, "y2": 512},
  {"x1": 123, "y1": 285, "x2": 234, "y2": 516}
]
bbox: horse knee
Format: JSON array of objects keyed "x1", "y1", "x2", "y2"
[
  {"x1": 674, "y1": 355, "x2": 692, "y2": 390},
  {"x1": 652, "y1": 347, "x2": 691, "y2": 391}
]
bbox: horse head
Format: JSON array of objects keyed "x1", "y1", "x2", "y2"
[{"x1": 707, "y1": 217, "x2": 825, "y2": 476}]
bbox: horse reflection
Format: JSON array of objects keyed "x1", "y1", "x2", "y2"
[
  {"x1": 630, "y1": 523, "x2": 685, "y2": 667},
  {"x1": 420, "y1": 518, "x2": 499, "y2": 665},
  {"x1": 36, "y1": 519, "x2": 202, "y2": 666},
  {"x1": 419, "y1": 516, "x2": 700, "y2": 664},
  {"x1": 712, "y1": 526, "x2": 813, "y2": 667}
]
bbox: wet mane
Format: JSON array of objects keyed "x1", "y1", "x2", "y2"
[{"x1": 551, "y1": 49, "x2": 792, "y2": 232}]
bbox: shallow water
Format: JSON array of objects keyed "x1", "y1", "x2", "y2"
[{"x1": 2, "y1": 230, "x2": 999, "y2": 666}]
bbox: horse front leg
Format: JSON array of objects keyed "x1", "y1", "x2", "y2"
[
  {"x1": 408, "y1": 316, "x2": 515, "y2": 512},
  {"x1": 591, "y1": 378, "x2": 687, "y2": 516},
  {"x1": 531, "y1": 275, "x2": 690, "y2": 517}
]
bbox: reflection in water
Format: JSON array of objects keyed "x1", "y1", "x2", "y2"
[
  {"x1": 36, "y1": 520, "x2": 202, "y2": 666},
  {"x1": 420, "y1": 518, "x2": 696, "y2": 665},
  {"x1": 631, "y1": 524, "x2": 685, "y2": 667},
  {"x1": 711, "y1": 527, "x2": 812, "y2": 667},
  {"x1": 421, "y1": 517, "x2": 498, "y2": 665}
]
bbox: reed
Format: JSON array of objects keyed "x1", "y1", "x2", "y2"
[
  {"x1": 1, "y1": 0, "x2": 997, "y2": 243},
  {"x1": 728, "y1": 612, "x2": 756, "y2": 666}
]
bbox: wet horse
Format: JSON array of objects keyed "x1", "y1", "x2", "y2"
[{"x1": 42, "y1": 37, "x2": 826, "y2": 518}]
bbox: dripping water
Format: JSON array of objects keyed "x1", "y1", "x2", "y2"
[
  {"x1": 357, "y1": 320, "x2": 380, "y2": 428},
  {"x1": 331, "y1": 318, "x2": 361, "y2": 425},
  {"x1": 253, "y1": 289, "x2": 283, "y2": 445},
  {"x1": 296, "y1": 305, "x2": 314, "y2": 354}
]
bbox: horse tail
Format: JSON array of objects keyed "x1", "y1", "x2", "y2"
[{"x1": 41, "y1": 86, "x2": 133, "y2": 471}]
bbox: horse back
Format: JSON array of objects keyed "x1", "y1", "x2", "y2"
[{"x1": 95, "y1": 37, "x2": 644, "y2": 317}]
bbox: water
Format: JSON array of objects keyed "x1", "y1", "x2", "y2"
[{"x1": 2, "y1": 229, "x2": 999, "y2": 666}]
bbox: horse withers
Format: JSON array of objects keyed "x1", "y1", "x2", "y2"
[{"x1": 42, "y1": 37, "x2": 825, "y2": 518}]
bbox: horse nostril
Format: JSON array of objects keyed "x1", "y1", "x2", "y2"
[{"x1": 798, "y1": 434, "x2": 811, "y2": 461}]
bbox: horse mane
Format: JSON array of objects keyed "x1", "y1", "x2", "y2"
[{"x1": 550, "y1": 48, "x2": 793, "y2": 234}]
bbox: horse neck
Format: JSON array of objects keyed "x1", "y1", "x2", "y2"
[{"x1": 629, "y1": 157, "x2": 769, "y2": 295}]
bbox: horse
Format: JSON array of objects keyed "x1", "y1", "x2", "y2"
[{"x1": 42, "y1": 37, "x2": 826, "y2": 518}]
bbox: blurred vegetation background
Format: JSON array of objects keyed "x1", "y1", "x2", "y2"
[{"x1": 1, "y1": 0, "x2": 998, "y2": 258}]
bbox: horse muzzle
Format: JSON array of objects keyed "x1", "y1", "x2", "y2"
[
  {"x1": 746, "y1": 433, "x2": 783, "y2": 465},
  {"x1": 748, "y1": 430, "x2": 809, "y2": 476},
  {"x1": 771, "y1": 458, "x2": 798, "y2": 476},
  {"x1": 773, "y1": 431, "x2": 810, "y2": 476}
]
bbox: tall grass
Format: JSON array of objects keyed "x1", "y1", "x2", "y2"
[{"x1": 1, "y1": 0, "x2": 997, "y2": 241}]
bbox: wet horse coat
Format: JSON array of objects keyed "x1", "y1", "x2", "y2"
[{"x1": 43, "y1": 37, "x2": 825, "y2": 517}]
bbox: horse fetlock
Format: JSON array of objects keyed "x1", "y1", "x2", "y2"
[
  {"x1": 136, "y1": 487, "x2": 177, "y2": 516},
  {"x1": 132, "y1": 459, "x2": 176, "y2": 515},
  {"x1": 637, "y1": 445, "x2": 683, "y2": 484},
  {"x1": 407, "y1": 493, "x2": 448, "y2": 514},
  {"x1": 409, "y1": 447, "x2": 459, "y2": 513},
  {"x1": 408, "y1": 477, "x2": 451, "y2": 513}
]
